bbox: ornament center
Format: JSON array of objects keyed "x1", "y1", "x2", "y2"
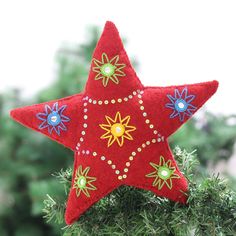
[
  {"x1": 47, "y1": 111, "x2": 61, "y2": 126},
  {"x1": 175, "y1": 99, "x2": 188, "y2": 112},
  {"x1": 101, "y1": 63, "x2": 115, "y2": 76},
  {"x1": 111, "y1": 123, "x2": 125, "y2": 137},
  {"x1": 158, "y1": 167, "x2": 171, "y2": 180}
]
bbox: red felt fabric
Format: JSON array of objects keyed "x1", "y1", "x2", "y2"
[{"x1": 10, "y1": 21, "x2": 218, "y2": 225}]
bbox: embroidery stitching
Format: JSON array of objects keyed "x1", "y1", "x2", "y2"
[
  {"x1": 73, "y1": 165, "x2": 97, "y2": 197},
  {"x1": 146, "y1": 156, "x2": 180, "y2": 190},
  {"x1": 92, "y1": 53, "x2": 126, "y2": 87},
  {"x1": 99, "y1": 112, "x2": 136, "y2": 147},
  {"x1": 165, "y1": 87, "x2": 197, "y2": 122},
  {"x1": 36, "y1": 102, "x2": 70, "y2": 135}
]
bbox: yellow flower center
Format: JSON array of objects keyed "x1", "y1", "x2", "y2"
[{"x1": 111, "y1": 123, "x2": 125, "y2": 137}]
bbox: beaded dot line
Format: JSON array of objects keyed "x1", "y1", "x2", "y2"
[
  {"x1": 83, "y1": 89, "x2": 143, "y2": 105},
  {"x1": 78, "y1": 137, "x2": 164, "y2": 181},
  {"x1": 76, "y1": 89, "x2": 165, "y2": 180},
  {"x1": 137, "y1": 90, "x2": 164, "y2": 139},
  {"x1": 76, "y1": 97, "x2": 90, "y2": 154}
]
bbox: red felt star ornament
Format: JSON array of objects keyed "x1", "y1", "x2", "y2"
[{"x1": 10, "y1": 21, "x2": 218, "y2": 225}]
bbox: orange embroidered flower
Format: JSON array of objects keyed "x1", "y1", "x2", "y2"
[
  {"x1": 146, "y1": 156, "x2": 180, "y2": 190},
  {"x1": 73, "y1": 165, "x2": 97, "y2": 197},
  {"x1": 99, "y1": 112, "x2": 136, "y2": 147},
  {"x1": 92, "y1": 53, "x2": 126, "y2": 87}
]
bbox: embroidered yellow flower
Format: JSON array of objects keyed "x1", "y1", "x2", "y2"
[
  {"x1": 73, "y1": 165, "x2": 97, "y2": 197},
  {"x1": 99, "y1": 112, "x2": 136, "y2": 147},
  {"x1": 92, "y1": 53, "x2": 126, "y2": 87},
  {"x1": 146, "y1": 156, "x2": 180, "y2": 190}
]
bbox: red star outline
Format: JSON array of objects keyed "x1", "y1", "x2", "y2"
[{"x1": 10, "y1": 21, "x2": 218, "y2": 225}]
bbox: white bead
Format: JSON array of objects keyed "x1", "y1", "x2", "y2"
[
  {"x1": 83, "y1": 123, "x2": 88, "y2": 128},
  {"x1": 133, "y1": 91, "x2": 137, "y2": 95},
  {"x1": 124, "y1": 97, "x2": 128, "y2": 101},
  {"x1": 98, "y1": 101, "x2": 103, "y2": 105},
  {"x1": 89, "y1": 99, "x2": 92, "y2": 103},
  {"x1": 81, "y1": 131, "x2": 86, "y2": 135},
  {"x1": 154, "y1": 130, "x2": 158, "y2": 134},
  {"x1": 111, "y1": 99, "x2": 115, "y2": 104},
  {"x1": 112, "y1": 165, "x2": 116, "y2": 169},
  {"x1": 128, "y1": 95, "x2": 133, "y2": 99},
  {"x1": 93, "y1": 152, "x2": 97, "y2": 156},
  {"x1": 84, "y1": 115, "x2": 88, "y2": 119},
  {"x1": 93, "y1": 100, "x2": 97, "y2": 104},
  {"x1": 118, "y1": 98, "x2": 122, "y2": 103},
  {"x1": 115, "y1": 170, "x2": 120, "y2": 174},
  {"x1": 126, "y1": 162, "x2": 130, "y2": 167},
  {"x1": 143, "y1": 112, "x2": 147, "y2": 117},
  {"x1": 80, "y1": 137, "x2": 84, "y2": 142},
  {"x1": 101, "y1": 156, "x2": 106, "y2": 161}
]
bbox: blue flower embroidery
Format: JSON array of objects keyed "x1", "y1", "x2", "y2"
[
  {"x1": 165, "y1": 87, "x2": 197, "y2": 122},
  {"x1": 36, "y1": 102, "x2": 70, "y2": 135}
]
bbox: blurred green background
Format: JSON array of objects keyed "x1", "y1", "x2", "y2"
[{"x1": 0, "y1": 26, "x2": 236, "y2": 236}]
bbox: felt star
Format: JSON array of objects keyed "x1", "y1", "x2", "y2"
[{"x1": 10, "y1": 21, "x2": 218, "y2": 225}]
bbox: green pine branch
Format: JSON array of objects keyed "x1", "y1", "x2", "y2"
[{"x1": 43, "y1": 147, "x2": 236, "y2": 236}]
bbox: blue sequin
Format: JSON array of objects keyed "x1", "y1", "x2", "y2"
[
  {"x1": 36, "y1": 102, "x2": 70, "y2": 135},
  {"x1": 165, "y1": 87, "x2": 197, "y2": 122}
]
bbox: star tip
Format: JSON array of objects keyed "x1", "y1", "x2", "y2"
[
  {"x1": 9, "y1": 108, "x2": 20, "y2": 121},
  {"x1": 103, "y1": 20, "x2": 119, "y2": 34},
  {"x1": 212, "y1": 79, "x2": 219, "y2": 88},
  {"x1": 209, "y1": 80, "x2": 219, "y2": 94},
  {"x1": 105, "y1": 20, "x2": 116, "y2": 27}
]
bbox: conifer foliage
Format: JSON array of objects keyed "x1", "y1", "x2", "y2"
[{"x1": 43, "y1": 147, "x2": 236, "y2": 236}]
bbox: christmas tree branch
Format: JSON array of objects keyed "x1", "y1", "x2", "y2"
[{"x1": 43, "y1": 147, "x2": 236, "y2": 236}]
